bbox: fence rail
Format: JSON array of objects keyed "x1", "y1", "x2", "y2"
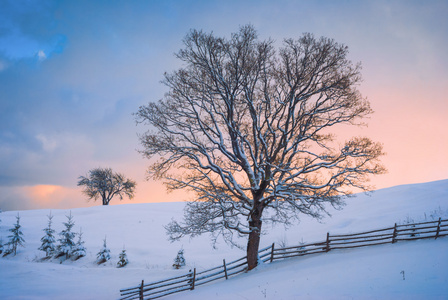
[
  {"x1": 120, "y1": 217, "x2": 447, "y2": 300},
  {"x1": 271, "y1": 218, "x2": 447, "y2": 261}
]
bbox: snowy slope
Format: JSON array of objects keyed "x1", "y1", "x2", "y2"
[
  {"x1": 171, "y1": 239, "x2": 448, "y2": 300},
  {"x1": 0, "y1": 179, "x2": 447, "y2": 299}
]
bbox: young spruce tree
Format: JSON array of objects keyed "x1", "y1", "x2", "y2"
[
  {"x1": 117, "y1": 246, "x2": 128, "y2": 268},
  {"x1": 56, "y1": 212, "x2": 77, "y2": 259},
  {"x1": 71, "y1": 228, "x2": 87, "y2": 260},
  {"x1": 5, "y1": 214, "x2": 25, "y2": 256},
  {"x1": 96, "y1": 237, "x2": 111, "y2": 264},
  {"x1": 39, "y1": 213, "x2": 56, "y2": 257},
  {"x1": 172, "y1": 249, "x2": 186, "y2": 269}
]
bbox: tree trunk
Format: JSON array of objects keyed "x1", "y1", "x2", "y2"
[
  {"x1": 101, "y1": 191, "x2": 109, "y2": 205},
  {"x1": 246, "y1": 185, "x2": 268, "y2": 271},
  {"x1": 246, "y1": 216, "x2": 262, "y2": 270},
  {"x1": 247, "y1": 193, "x2": 265, "y2": 270}
]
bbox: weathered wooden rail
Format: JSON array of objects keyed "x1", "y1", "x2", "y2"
[
  {"x1": 270, "y1": 218, "x2": 447, "y2": 261},
  {"x1": 120, "y1": 218, "x2": 447, "y2": 300},
  {"x1": 119, "y1": 245, "x2": 271, "y2": 300}
]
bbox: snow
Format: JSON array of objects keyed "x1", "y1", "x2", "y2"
[
  {"x1": 0, "y1": 179, "x2": 447, "y2": 299},
  {"x1": 175, "y1": 240, "x2": 448, "y2": 300}
]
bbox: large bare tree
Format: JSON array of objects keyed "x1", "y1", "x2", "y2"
[{"x1": 136, "y1": 25, "x2": 385, "y2": 270}]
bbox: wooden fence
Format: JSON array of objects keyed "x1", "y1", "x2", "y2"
[
  {"x1": 270, "y1": 218, "x2": 447, "y2": 261},
  {"x1": 120, "y1": 218, "x2": 447, "y2": 300},
  {"x1": 119, "y1": 245, "x2": 271, "y2": 300}
]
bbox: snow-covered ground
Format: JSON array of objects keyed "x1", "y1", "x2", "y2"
[{"x1": 0, "y1": 179, "x2": 447, "y2": 299}]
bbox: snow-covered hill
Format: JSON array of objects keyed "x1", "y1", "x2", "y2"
[{"x1": 1, "y1": 180, "x2": 447, "y2": 299}]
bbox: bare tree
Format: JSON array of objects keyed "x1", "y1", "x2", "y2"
[
  {"x1": 136, "y1": 25, "x2": 386, "y2": 270},
  {"x1": 77, "y1": 167, "x2": 136, "y2": 205}
]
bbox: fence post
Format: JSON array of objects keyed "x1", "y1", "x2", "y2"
[
  {"x1": 392, "y1": 223, "x2": 397, "y2": 243},
  {"x1": 139, "y1": 280, "x2": 144, "y2": 300},
  {"x1": 435, "y1": 217, "x2": 442, "y2": 239},
  {"x1": 223, "y1": 259, "x2": 228, "y2": 280},
  {"x1": 190, "y1": 268, "x2": 196, "y2": 290},
  {"x1": 270, "y1": 242, "x2": 275, "y2": 263},
  {"x1": 325, "y1": 232, "x2": 330, "y2": 252}
]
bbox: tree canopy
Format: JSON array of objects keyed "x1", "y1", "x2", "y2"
[
  {"x1": 77, "y1": 167, "x2": 136, "y2": 206},
  {"x1": 136, "y1": 25, "x2": 386, "y2": 270}
]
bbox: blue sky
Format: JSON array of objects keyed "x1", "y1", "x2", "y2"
[{"x1": 1, "y1": 0, "x2": 447, "y2": 210}]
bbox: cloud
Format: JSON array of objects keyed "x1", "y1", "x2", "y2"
[
  {"x1": 37, "y1": 50, "x2": 46, "y2": 61},
  {"x1": 0, "y1": 185, "x2": 88, "y2": 211},
  {"x1": 36, "y1": 134, "x2": 57, "y2": 152},
  {"x1": 0, "y1": 132, "x2": 96, "y2": 187}
]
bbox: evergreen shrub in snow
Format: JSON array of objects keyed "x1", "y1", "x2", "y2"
[
  {"x1": 117, "y1": 247, "x2": 128, "y2": 268},
  {"x1": 172, "y1": 249, "x2": 186, "y2": 269},
  {"x1": 71, "y1": 228, "x2": 87, "y2": 260},
  {"x1": 56, "y1": 212, "x2": 77, "y2": 259},
  {"x1": 39, "y1": 213, "x2": 56, "y2": 257},
  {"x1": 97, "y1": 237, "x2": 111, "y2": 264},
  {"x1": 4, "y1": 214, "x2": 25, "y2": 256}
]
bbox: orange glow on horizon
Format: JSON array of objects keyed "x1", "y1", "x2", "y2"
[{"x1": 24, "y1": 185, "x2": 64, "y2": 204}]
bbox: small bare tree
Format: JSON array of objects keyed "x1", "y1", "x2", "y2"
[
  {"x1": 77, "y1": 167, "x2": 136, "y2": 205},
  {"x1": 136, "y1": 25, "x2": 386, "y2": 270}
]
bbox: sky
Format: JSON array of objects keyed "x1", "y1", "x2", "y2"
[{"x1": 0, "y1": 0, "x2": 447, "y2": 211}]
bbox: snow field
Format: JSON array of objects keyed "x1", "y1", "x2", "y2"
[
  {"x1": 0, "y1": 179, "x2": 447, "y2": 299},
  {"x1": 170, "y1": 239, "x2": 448, "y2": 300}
]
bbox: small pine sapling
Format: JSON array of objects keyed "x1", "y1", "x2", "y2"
[
  {"x1": 117, "y1": 246, "x2": 128, "y2": 268},
  {"x1": 4, "y1": 214, "x2": 25, "y2": 256},
  {"x1": 71, "y1": 228, "x2": 87, "y2": 260},
  {"x1": 56, "y1": 212, "x2": 77, "y2": 259},
  {"x1": 96, "y1": 237, "x2": 111, "y2": 264},
  {"x1": 172, "y1": 249, "x2": 186, "y2": 269},
  {"x1": 39, "y1": 213, "x2": 56, "y2": 258}
]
